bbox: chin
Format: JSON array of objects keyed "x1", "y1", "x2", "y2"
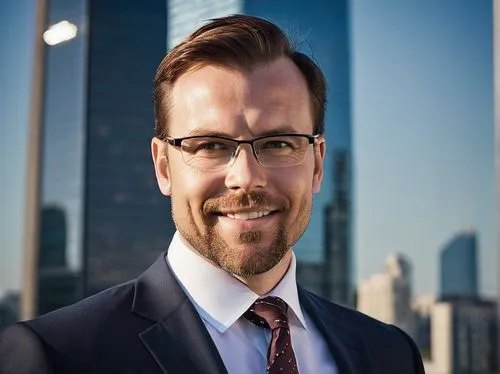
[
  {"x1": 217, "y1": 243, "x2": 289, "y2": 277},
  {"x1": 220, "y1": 256, "x2": 282, "y2": 277}
]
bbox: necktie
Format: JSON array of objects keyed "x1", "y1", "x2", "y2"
[{"x1": 244, "y1": 296, "x2": 299, "y2": 373}]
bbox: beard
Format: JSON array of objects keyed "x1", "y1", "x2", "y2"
[
  {"x1": 172, "y1": 190, "x2": 311, "y2": 276},
  {"x1": 201, "y1": 223, "x2": 288, "y2": 276}
]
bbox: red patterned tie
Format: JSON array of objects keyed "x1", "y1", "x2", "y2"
[{"x1": 244, "y1": 296, "x2": 299, "y2": 373}]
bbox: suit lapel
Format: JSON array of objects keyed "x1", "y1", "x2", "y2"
[
  {"x1": 131, "y1": 253, "x2": 371, "y2": 374},
  {"x1": 132, "y1": 253, "x2": 227, "y2": 374},
  {"x1": 298, "y1": 288, "x2": 371, "y2": 374}
]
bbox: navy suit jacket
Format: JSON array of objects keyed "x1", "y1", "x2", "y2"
[{"x1": 0, "y1": 253, "x2": 424, "y2": 373}]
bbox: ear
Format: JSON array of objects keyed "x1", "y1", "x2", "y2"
[
  {"x1": 312, "y1": 137, "x2": 326, "y2": 194},
  {"x1": 151, "y1": 137, "x2": 172, "y2": 196}
]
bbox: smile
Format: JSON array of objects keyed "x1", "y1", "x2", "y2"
[{"x1": 225, "y1": 211, "x2": 272, "y2": 220}]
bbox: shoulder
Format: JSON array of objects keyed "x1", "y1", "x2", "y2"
[
  {"x1": 26, "y1": 280, "x2": 137, "y2": 342},
  {"x1": 301, "y1": 290, "x2": 424, "y2": 373},
  {"x1": 302, "y1": 289, "x2": 406, "y2": 338},
  {"x1": 0, "y1": 280, "x2": 151, "y2": 373},
  {"x1": 0, "y1": 323, "x2": 53, "y2": 374}
]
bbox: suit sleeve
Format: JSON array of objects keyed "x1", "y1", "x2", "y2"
[
  {"x1": 390, "y1": 325, "x2": 425, "y2": 374},
  {"x1": 0, "y1": 323, "x2": 53, "y2": 374}
]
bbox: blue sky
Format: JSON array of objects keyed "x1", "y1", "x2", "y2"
[
  {"x1": 351, "y1": 0, "x2": 495, "y2": 296},
  {"x1": 0, "y1": 0, "x2": 496, "y2": 297}
]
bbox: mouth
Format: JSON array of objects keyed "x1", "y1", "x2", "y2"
[
  {"x1": 207, "y1": 205, "x2": 283, "y2": 237},
  {"x1": 213, "y1": 208, "x2": 280, "y2": 232},
  {"x1": 203, "y1": 191, "x2": 288, "y2": 224},
  {"x1": 210, "y1": 207, "x2": 279, "y2": 222},
  {"x1": 224, "y1": 210, "x2": 272, "y2": 220}
]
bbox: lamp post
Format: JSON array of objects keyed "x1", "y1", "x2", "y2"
[{"x1": 21, "y1": 0, "x2": 78, "y2": 320}]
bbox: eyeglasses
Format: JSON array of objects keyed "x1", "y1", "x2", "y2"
[{"x1": 162, "y1": 133, "x2": 320, "y2": 171}]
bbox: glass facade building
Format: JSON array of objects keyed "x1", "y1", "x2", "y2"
[
  {"x1": 439, "y1": 231, "x2": 479, "y2": 300},
  {"x1": 35, "y1": 0, "x2": 175, "y2": 314},
  {"x1": 167, "y1": 0, "x2": 354, "y2": 305},
  {"x1": 84, "y1": 0, "x2": 174, "y2": 295}
]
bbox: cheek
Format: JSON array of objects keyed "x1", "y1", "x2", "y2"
[
  {"x1": 272, "y1": 166, "x2": 314, "y2": 201},
  {"x1": 170, "y1": 168, "x2": 222, "y2": 210}
]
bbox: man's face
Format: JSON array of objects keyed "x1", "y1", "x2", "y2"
[{"x1": 152, "y1": 57, "x2": 325, "y2": 276}]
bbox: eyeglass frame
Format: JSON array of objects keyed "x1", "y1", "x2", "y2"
[{"x1": 161, "y1": 133, "x2": 321, "y2": 170}]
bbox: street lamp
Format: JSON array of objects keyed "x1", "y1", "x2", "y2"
[{"x1": 43, "y1": 20, "x2": 77, "y2": 46}]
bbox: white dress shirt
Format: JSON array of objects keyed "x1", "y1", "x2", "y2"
[{"x1": 167, "y1": 231, "x2": 338, "y2": 374}]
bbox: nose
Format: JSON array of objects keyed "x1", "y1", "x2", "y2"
[{"x1": 225, "y1": 144, "x2": 267, "y2": 192}]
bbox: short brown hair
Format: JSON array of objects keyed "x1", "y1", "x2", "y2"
[{"x1": 153, "y1": 14, "x2": 326, "y2": 138}]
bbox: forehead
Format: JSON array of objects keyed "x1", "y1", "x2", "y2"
[{"x1": 168, "y1": 58, "x2": 313, "y2": 138}]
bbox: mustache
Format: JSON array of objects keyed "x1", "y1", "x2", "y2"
[{"x1": 202, "y1": 191, "x2": 288, "y2": 215}]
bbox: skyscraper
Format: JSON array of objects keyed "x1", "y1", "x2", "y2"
[
  {"x1": 24, "y1": 0, "x2": 175, "y2": 317},
  {"x1": 412, "y1": 293, "x2": 435, "y2": 360},
  {"x1": 83, "y1": 1, "x2": 175, "y2": 296},
  {"x1": 439, "y1": 231, "x2": 478, "y2": 300},
  {"x1": 167, "y1": 0, "x2": 354, "y2": 306},
  {"x1": 431, "y1": 298, "x2": 497, "y2": 374},
  {"x1": 39, "y1": 206, "x2": 67, "y2": 269},
  {"x1": 357, "y1": 254, "x2": 414, "y2": 336},
  {"x1": 38, "y1": 206, "x2": 80, "y2": 315},
  {"x1": 323, "y1": 149, "x2": 352, "y2": 306}
]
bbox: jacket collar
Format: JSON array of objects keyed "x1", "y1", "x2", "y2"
[
  {"x1": 132, "y1": 252, "x2": 228, "y2": 374},
  {"x1": 298, "y1": 287, "x2": 370, "y2": 374},
  {"x1": 131, "y1": 252, "x2": 369, "y2": 374}
]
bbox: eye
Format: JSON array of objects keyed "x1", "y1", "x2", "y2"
[
  {"x1": 261, "y1": 140, "x2": 294, "y2": 149},
  {"x1": 197, "y1": 141, "x2": 229, "y2": 151}
]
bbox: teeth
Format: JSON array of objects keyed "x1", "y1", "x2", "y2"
[{"x1": 226, "y1": 211, "x2": 271, "y2": 220}]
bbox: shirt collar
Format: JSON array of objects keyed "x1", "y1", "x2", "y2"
[{"x1": 166, "y1": 231, "x2": 308, "y2": 333}]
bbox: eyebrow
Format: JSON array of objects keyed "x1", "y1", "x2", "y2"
[{"x1": 186, "y1": 125, "x2": 299, "y2": 138}]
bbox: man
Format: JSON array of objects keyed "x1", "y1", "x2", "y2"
[{"x1": 0, "y1": 15, "x2": 424, "y2": 374}]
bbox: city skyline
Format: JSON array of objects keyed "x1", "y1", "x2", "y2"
[
  {"x1": 352, "y1": 0, "x2": 495, "y2": 296},
  {"x1": 0, "y1": 0, "x2": 496, "y2": 299}
]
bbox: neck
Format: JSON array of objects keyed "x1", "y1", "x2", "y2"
[
  {"x1": 177, "y1": 232, "x2": 293, "y2": 295},
  {"x1": 233, "y1": 250, "x2": 293, "y2": 295}
]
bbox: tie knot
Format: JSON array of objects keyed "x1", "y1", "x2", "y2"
[{"x1": 244, "y1": 296, "x2": 290, "y2": 330}]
